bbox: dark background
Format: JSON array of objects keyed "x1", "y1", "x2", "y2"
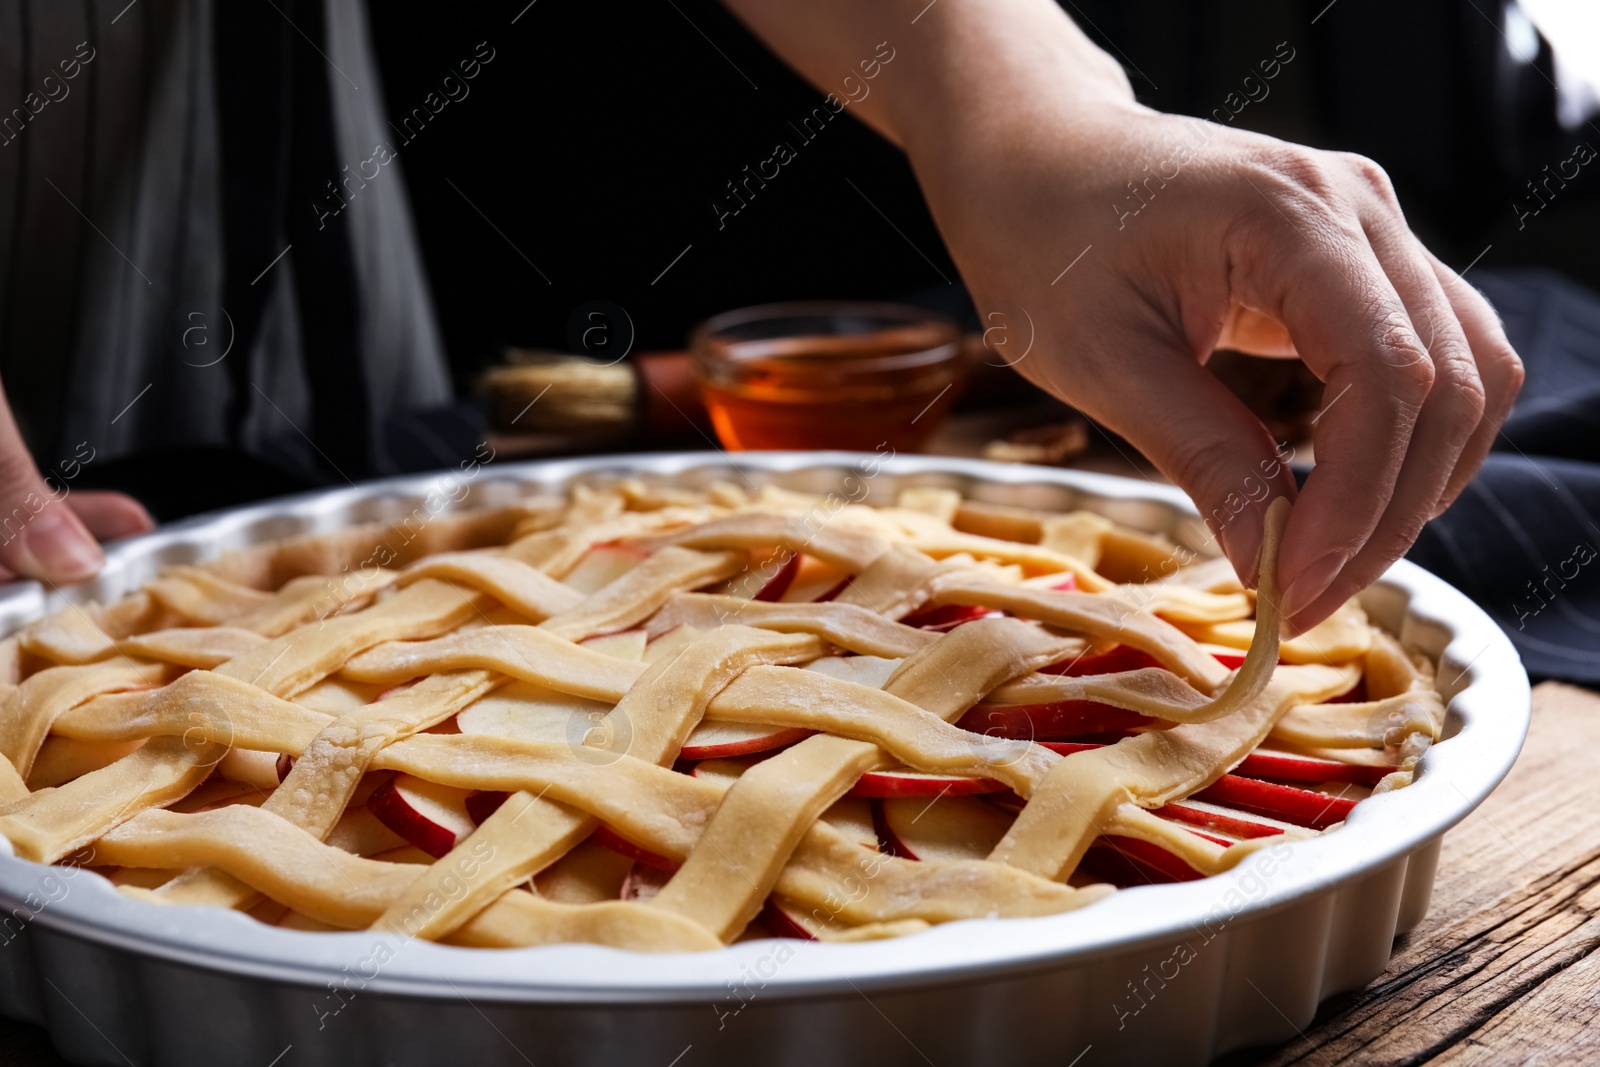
[{"x1": 365, "y1": 0, "x2": 1600, "y2": 393}]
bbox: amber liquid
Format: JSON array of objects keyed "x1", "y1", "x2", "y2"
[{"x1": 699, "y1": 334, "x2": 962, "y2": 451}]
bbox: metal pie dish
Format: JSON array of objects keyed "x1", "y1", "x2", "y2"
[{"x1": 0, "y1": 452, "x2": 1530, "y2": 1067}]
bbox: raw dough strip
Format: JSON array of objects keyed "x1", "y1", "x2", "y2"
[
  {"x1": 634, "y1": 513, "x2": 893, "y2": 575},
  {"x1": 990, "y1": 663, "x2": 1359, "y2": 881},
  {"x1": 504, "y1": 506, "x2": 719, "y2": 577},
  {"x1": 538, "y1": 546, "x2": 746, "y2": 641},
  {"x1": 117, "y1": 627, "x2": 270, "y2": 668},
  {"x1": 708, "y1": 668, "x2": 1060, "y2": 797},
  {"x1": 1273, "y1": 694, "x2": 1441, "y2": 750},
  {"x1": 214, "y1": 579, "x2": 489, "y2": 698},
  {"x1": 156, "y1": 669, "x2": 503, "y2": 909},
  {"x1": 883, "y1": 617, "x2": 1075, "y2": 716},
  {"x1": 396, "y1": 552, "x2": 585, "y2": 620},
  {"x1": 124, "y1": 733, "x2": 1104, "y2": 934},
  {"x1": 19, "y1": 605, "x2": 119, "y2": 665},
  {"x1": 0, "y1": 659, "x2": 167, "y2": 779},
  {"x1": 53, "y1": 670, "x2": 333, "y2": 751},
  {"x1": 645, "y1": 593, "x2": 942, "y2": 659},
  {"x1": 371, "y1": 628, "x2": 824, "y2": 941},
  {"x1": 928, "y1": 577, "x2": 1230, "y2": 692},
  {"x1": 1096, "y1": 584, "x2": 1253, "y2": 625},
  {"x1": 341, "y1": 624, "x2": 648, "y2": 698},
  {"x1": 99, "y1": 806, "x2": 720, "y2": 952},
  {"x1": 646, "y1": 616, "x2": 1065, "y2": 940},
  {"x1": 0, "y1": 736, "x2": 222, "y2": 862},
  {"x1": 649, "y1": 735, "x2": 886, "y2": 941}
]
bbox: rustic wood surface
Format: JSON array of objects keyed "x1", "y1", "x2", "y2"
[{"x1": 0, "y1": 683, "x2": 1587, "y2": 1066}]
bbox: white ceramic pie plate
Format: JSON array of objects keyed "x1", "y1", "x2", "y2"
[{"x1": 0, "y1": 452, "x2": 1529, "y2": 1067}]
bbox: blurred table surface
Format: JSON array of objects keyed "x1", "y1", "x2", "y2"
[{"x1": 0, "y1": 430, "x2": 1585, "y2": 1067}]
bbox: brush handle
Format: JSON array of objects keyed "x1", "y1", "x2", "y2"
[{"x1": 635, "y1": 352, "x2": 711, "y2": 439}]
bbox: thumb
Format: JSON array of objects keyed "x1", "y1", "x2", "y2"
[{"x1": 0, "y1": 399, "x2": 104, "y2": 585}]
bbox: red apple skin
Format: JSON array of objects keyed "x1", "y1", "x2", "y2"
[
  {"x1": 815, "y1": 576, "x2": 852, "y2": 602},
  {"x1": 1037, "y1": 741, "x2": 1389, "y2": 789},
  {"x1": 275, "y1": 753, "x2": 294, "y2": 782},
  {"x1": 760, "y1": 898, "x2": 819, "y2": 941},
  {"x1": 466, "y1": 790, "x2": 509, "y2": 825},
  {"x1": 1154, "y1": 802, "x2": 1282, "y2": 841},
  {"x1": 1194, "y1": 776, "x2": 1356, "y2": 831},
  {"x1": 752, "y1": 553, "x2": 799, "y2": 602},
  {"x1": 1099, "y1": 835, "x2": 1206, "y2": 882},
  {"x1": 592, "y1": 826, "x2": 680, "y2": 873},
  {"x1": 367, "y1": 777, "x2": 460, "y2": 859},
  {"x1": 1233, "y1": 750, "x2": 1389, "y2": 786},
  {"x1": 677, "y1": 726, "x2": 813, "y2": 761},
  {"x1": 899, "y1": 603, "x2": 1000, "y2": 631},
  {"x1": 849, "y1": 770, "x2": 1007, "y2": 799},
  {"x1": 871, "y1": 800, "x2": 911, "y2": 859},
  {"x1": 957, "y1": 701, "x2": 1153, "y2": 741},
  {"x1": 1041, "y1": 645, "x2": 1165, "y2": 676}
]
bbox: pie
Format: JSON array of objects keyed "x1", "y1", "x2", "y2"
[{"x1": 0, "y1": 479, "x2": 1445, "y2": 952}]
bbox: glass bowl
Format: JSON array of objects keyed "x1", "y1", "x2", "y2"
[{"x1": 690, "y1": 301, "x2": 964, "y2": 451}]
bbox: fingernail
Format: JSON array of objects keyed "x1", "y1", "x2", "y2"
[
  {"x1": 1280, "y1": 550, "x2": 1348, "y2": 620},
  {"x1": 1218, "y1": 520, "x2": 1264, "y2": 587},
  {"x1": 15, "y1": 507, "x2": 103, "y2": 583}
]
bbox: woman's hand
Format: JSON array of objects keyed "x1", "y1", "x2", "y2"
[
  {"x1": 913, "y1": 92, "x2": 1523, "y2": 630},
  {"x1": 0, "y1": 380, "x2": 153, "y2": 584},
  {"x1": 724, "y1": 0, "x2": 1523, "y2": 630}
]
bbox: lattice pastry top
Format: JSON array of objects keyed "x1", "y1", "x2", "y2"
[{"x1": 0, "y1": 480, "x2": 1444, "y2": 952}]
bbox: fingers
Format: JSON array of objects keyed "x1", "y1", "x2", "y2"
[
  {"x1": 1423, "y1": 247, "x2": 1524, "y2": 509},
  {"x1": 0, "y1": 394, "x2": 104, "y2": 584},
  {"x1": 0, "y1": 379, "x2": 119, "y2": 585},
  {"x1": 1066, "y1": 343, "x2": 1298, "y2": 585},
  {"x1": 1228, "y1": 214, "x2": 1435, "y2": 625},
  {"x1": 1216, "y1": 303, "x2": 1298, "y2": 359},
  {"x1": 67, "y1": 492, "x2": 155, "y2": 542},
  {"x1": 1277, "y1": 207, "x2": 1486, "y2": 626}
]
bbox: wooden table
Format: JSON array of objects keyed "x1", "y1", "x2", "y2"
[
  {"x1": 1221, "y1": 681, "x2": 1600, "y2": 1066},
  {"x1": 0, "y1": 683, "x2": 1588, "y2": 1066}
]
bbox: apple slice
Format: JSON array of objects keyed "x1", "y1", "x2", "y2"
[
  {"x1": 820, "y1": 795, "x2": 878, "y2": 850},
  {"x1": 217, "y1": 747, "x2": 283, "y2": 790},
  {"x1": 898, "y1": 603, "x2": 1002, "y2": 631},
  {"x1": 1095, "y1": 835, "x2": 1206, "y2": 882},
  {"x1": 851, "y1": 768, "x2": 1007, "y2": 799},
  {"x1": 876, "y1": 794, "x2": 1014, "y2": 862},
  {"x1": 1040, "y1": 645, "x2": 1165, "y2": 676},
  {"x1": 457, "y1": 680, "x2": 613, "y2": 745},
  {"x1": 957, "y1": 700, "x2": 1153, "y2": 741},
  {"x1": 1233, "y1": 749, "x2": 1390, "y2": 786},
  {"x1": 562, "y1": 541, "x2": 648, "y2": 594},
  {"x1": 465, "y1": 789, "x2": 508, "y2": 825},
  {"x1": 761, "y1": 897, "x2": 821, "y2": 940},
  {"x1": 1193, "y1": 775, "x2": 1356, "y2": 831},
  {"x1": 689, "y1": 754, "x2": 767, "y2": 787},
  {"x1": 592, "y1": 825, "x2": 680, "y2": 873},
  {"x1": 752, "y1": 552, "x2": 799, "y2": 601},
  {"x1": 368, "y1": 774, "x2": 477, "y2": 858},
  {"x1": 620, "y1": 862, "x2": 673, "y2": 903},
  {"x1": 642, "y1": 624, "x2": 704, "y2": 664},
  {"x1": 803, "y1": 654, "x2": 901, "y2": 689},
  {"x1": 679, "y1": 721, "x2": 812, "y2": 760},
  {"x1": 781, "y1": 555, "x2": 851, "y2": 603},
  {"x1": 582, "y1": 629, "x2": 647, "y2": 661},
  {"x1": 1154, "y1": 799, "x2": 1290, "y2": 840}
]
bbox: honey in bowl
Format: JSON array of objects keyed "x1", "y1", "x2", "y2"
[{"x1": 691, "y1": 302, "x2": 964, "y2": 451}]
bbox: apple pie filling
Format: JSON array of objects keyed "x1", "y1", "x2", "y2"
[{"x1": 0, "y1": 481, "x2": 1444, "y2": 951}]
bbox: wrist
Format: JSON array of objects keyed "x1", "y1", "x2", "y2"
[{"x1": 880, "y1": 0, "x2": 1137, "y2": 162}]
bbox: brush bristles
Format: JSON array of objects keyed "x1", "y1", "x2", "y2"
[{"x1": 482, "y1": 351, "x2": 637, "y2": 432}]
